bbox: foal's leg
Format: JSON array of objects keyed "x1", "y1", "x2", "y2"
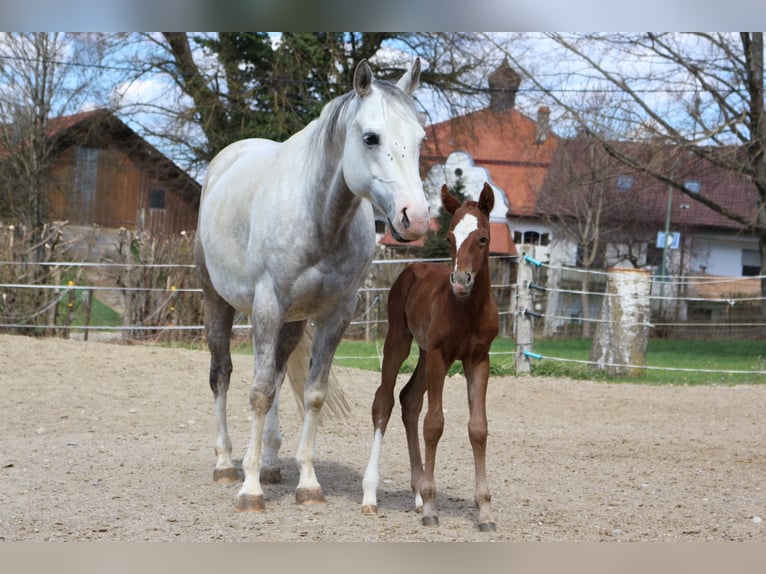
[
  {"x1": 261, "y1": 321, "x2": 306, "y2": 484},
  {"x1": 419, "y1": 352, "x2": 449, "y2": 526},
  {"x1": 398, "y1": 350, "x2": 427, "y2": 513},
  {"x1": 361, "y1": 319, "x2": 413, "y2": 514},
  {"x1": 464, "y1": 357, "x2": 496, "y2": 532},
  {"x1": 202, "y1": 287, "x2": 237, "y2": 483}
]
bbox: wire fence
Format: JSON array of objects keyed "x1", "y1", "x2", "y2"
[
  {"x1": 512, "y1": 253, "x2": 766, "y2": 377},
  {"x1": 1, "y1": 255, "x2": 765, "y2": 377}
]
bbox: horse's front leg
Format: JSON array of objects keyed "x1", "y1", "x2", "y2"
[
  {"x1": 464, "y1": 356, "x2": 496, "y2": 532},
  {"x1": 294, "y1": 311, "x2": 350, "y2": 505},
  {"x1": 419, "y1": 352, "x2": 449, "y2": 526},
  {"x1": 234, "y1": 297, "x2": 283, "y2": 512}
]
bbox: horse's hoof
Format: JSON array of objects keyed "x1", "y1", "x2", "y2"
[
  {"x1": 213, "y1": 467, "x2": 240, "y2": 483},
  {"x1": 421, "y1": 515, "x2": 440, "y2": 527},
  {"x1": 260, "y1": 467, "x2": 282, "y2": 484},
  {"x1": 295, "y1": 488, "x2": 326, "y2": 505},
  {"x1": 478, "y1": 521, "x2": 497, "y2": 532},
  {"x1": 361, "y1": 504, "x2": 378, "y2": 516},
  {"x1": 234, "y1": 494, "x2": 266, "y2": 513}
]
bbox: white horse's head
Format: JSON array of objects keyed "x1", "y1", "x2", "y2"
[{"x1": 342, "y1": 59, "x2": 430, "y2": 242}]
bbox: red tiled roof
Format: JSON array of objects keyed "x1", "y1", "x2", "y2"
[
  {"x1": 537, "y1": 138, "x2": 758, "y2": 232},
  {"x1": 421, "y1": 107, "x2": 559, "y2": 217}
]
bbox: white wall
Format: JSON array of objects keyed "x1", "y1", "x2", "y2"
[{"x1": 690, "y1": 232, "x2": 759, "y2": 276}]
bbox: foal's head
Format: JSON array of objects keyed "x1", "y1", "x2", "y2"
[{"x1": 442, "y1": 183, "x2": 494, "y2": 298}]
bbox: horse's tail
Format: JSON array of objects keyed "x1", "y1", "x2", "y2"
[{"x1": 285, "y1": 324, "x2": 351, "y2": 422}]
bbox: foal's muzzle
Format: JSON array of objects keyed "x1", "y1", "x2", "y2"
[{"x1": 450, "y1": 270, "x2": 473, "y2": 297}]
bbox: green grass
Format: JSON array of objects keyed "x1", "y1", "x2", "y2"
[
  {"x1": 334, "y1": 337, "x2": 766, "y2": 385},
  {"x1": 56, "y1": 290, "x2": 122, "y2": 328}
]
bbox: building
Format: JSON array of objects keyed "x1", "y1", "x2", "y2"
[{"x1": 5, "y1": 108, "x2": 201, "y2": 236}]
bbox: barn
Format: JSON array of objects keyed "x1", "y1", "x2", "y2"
[{"x1": 43, "y1": 109, "x2": 200, "y2": 236}]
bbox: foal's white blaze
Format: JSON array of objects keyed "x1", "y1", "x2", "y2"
[{"x1": 451, "y1": 213, "x2": 478, "y2": 270}]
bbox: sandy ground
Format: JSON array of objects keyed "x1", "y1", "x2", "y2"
[{"x1": 1, "y1": 333, "x2": 765, "y2": 542}]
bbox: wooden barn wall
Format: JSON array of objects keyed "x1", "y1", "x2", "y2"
[{"x1": 46, "y1": 145, "x2": 199, "y2": 236}]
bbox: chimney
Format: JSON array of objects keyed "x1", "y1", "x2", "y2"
[
  {"x1": 488, "y1": 59, "x2": 521, "y2": 112},
  {"x1": 535, "y1": 106, "x2": 550, "y2": 144}
]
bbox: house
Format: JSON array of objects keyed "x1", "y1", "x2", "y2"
[
  {"x1": 537, "y1": 137, "x2": 761, "y2": 277},
  {"x1": 379, "y1": 59, "x2": 559, "y2": 262},
  {"x1": 33, "y1": 109, "x2": 200, "y2": 236},
  {"x1": 536, "y1": 137, "x2": 762, "y2": 332}
]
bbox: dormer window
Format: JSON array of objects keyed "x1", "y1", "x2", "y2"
[
  {"x1": 684, "y1": 179, "x2": 701, "y2": 193},
  {"x1": 616, "y1": 175, "x2": 633, "y2": 190}
]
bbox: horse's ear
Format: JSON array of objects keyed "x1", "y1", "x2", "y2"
[
  {"x1": 441, "y1": 184, "x2": 461, "y2": 215},
  {"x1": 396, "y1": 58, "x2": 421, "y2": 95},
  {"x1": 354, "y1": 60, "x2": 373, "y2": 98},
  {"x1": 478, "y1": 182, "x2": 495, "y2": 216}
]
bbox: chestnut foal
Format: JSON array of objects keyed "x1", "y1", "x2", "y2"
[{"x1": 362, "y1": 183, "x2": 499, "y2": 531}]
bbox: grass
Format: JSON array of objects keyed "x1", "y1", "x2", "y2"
[
  {"x1": 56, "y1": 289, "x2": 123, "y2": 328},
  {"x1": 334, "y1": 337, "x2": 766, "y2": 385}
]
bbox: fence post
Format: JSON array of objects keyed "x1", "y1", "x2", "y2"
[
  {"x1": 590, "y1": 267, "x2": 651, "y2": 376},
  {"x1": 515, "y1": 254, "x2": 538, "y2": 375}
]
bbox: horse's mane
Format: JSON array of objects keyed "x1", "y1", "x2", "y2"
[{"x1": 305, "y1": 79, "x2": 421, "y2": 162}]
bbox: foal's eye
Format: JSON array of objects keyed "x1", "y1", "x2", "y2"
[{"x1": 363, "y1": 132, "x2": 380, "y2": 147}]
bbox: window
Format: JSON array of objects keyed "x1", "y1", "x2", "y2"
[
  {"x1": 616, "y1": 175, "x2": 633, "y2": 190},
  {"x1": 742, "y1": 249, "x2": 760, "y2": 276},
  {"x1": 683, "y1": 180, "x2": 701, "y2": 194},
  {"x1": 149, "y1": 188, "x2": 166, "y2": 210}
]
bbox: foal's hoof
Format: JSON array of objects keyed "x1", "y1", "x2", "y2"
[
  {"x1": 213, "y1": 467, "x2": 240, "y2": 483},
  {"x1": 260, "y1": 467, "x2": 282, "y2": 484},
  {"x1": 295, "y1": 488, "x2": 326, "y2": 505},
  {"x1": 478, "y1": 521, "x2": 497, "y2": 533},
  {"x1": 361, "y1": 504, "x2": 378, "y2": 516},
  {"x1": 421, "y1": 515, "x2": 440, "y2": 527},
  {"x1": 234, "y1": 494, "x2": 266, "y2": 513}
]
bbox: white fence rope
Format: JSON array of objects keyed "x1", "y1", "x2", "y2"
[{"x1": 2, "y1": 258, "x2": 765, "y2": 377}]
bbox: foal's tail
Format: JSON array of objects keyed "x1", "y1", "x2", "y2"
[{"x1": 285, "y1": 324, "x2": 351, "y2": 422}]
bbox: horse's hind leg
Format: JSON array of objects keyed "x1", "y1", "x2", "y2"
[
  {"x1": 362, "y1": 284, "x2": 413, "y2": 515},
  {"x1": 260, "y1": 321, "x2": 305, "y2": 484},
  {"x1": 201, "y1": 285, "x2": 237, "y2": 483},
  {"x1": 464, "y1": 358, "x2": 496, "y2": 532}
]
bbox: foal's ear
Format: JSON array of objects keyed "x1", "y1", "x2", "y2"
[
  {"x1": 396, "y1": 58, "x2": 421, "y2": 95},
  {"x1": 478, "y1": 182, "x2": 495, "y2": 216},
  {"x1": 441, "y1": 184, "x2": 462, "y2": 215},
  {"x1": 354, "y1": 60, "x2": 373, "y2": 98}
]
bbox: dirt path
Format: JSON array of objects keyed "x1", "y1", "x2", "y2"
[{"x1": 1, "y1": 334, "x2": 764, "y2": 541}]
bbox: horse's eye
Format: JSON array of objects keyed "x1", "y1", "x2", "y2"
[
  {"x1": 479, "y1": 236, "x2": 489, "y2": 245},
  {"x1": 363, "y1": 132, "x2": 380, "y2": 147}
]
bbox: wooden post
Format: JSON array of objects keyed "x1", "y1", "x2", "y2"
[
  {"x1": 590, "y1": 267, "x2": 651, "y2": 376},
  {"x1": 515, "y1": 254, "x2": 538, "y2": 375},
  {"x1": 83, "y1": 289, "x2": 93, "y2": 341}
]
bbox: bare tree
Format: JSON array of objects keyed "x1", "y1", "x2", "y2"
[
  {"x1": 0, "y1": 32, "x2": 111, "y2": 238},
  {"x1": 490, "y1": 32, "x2": 766, "y2": 315}
]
